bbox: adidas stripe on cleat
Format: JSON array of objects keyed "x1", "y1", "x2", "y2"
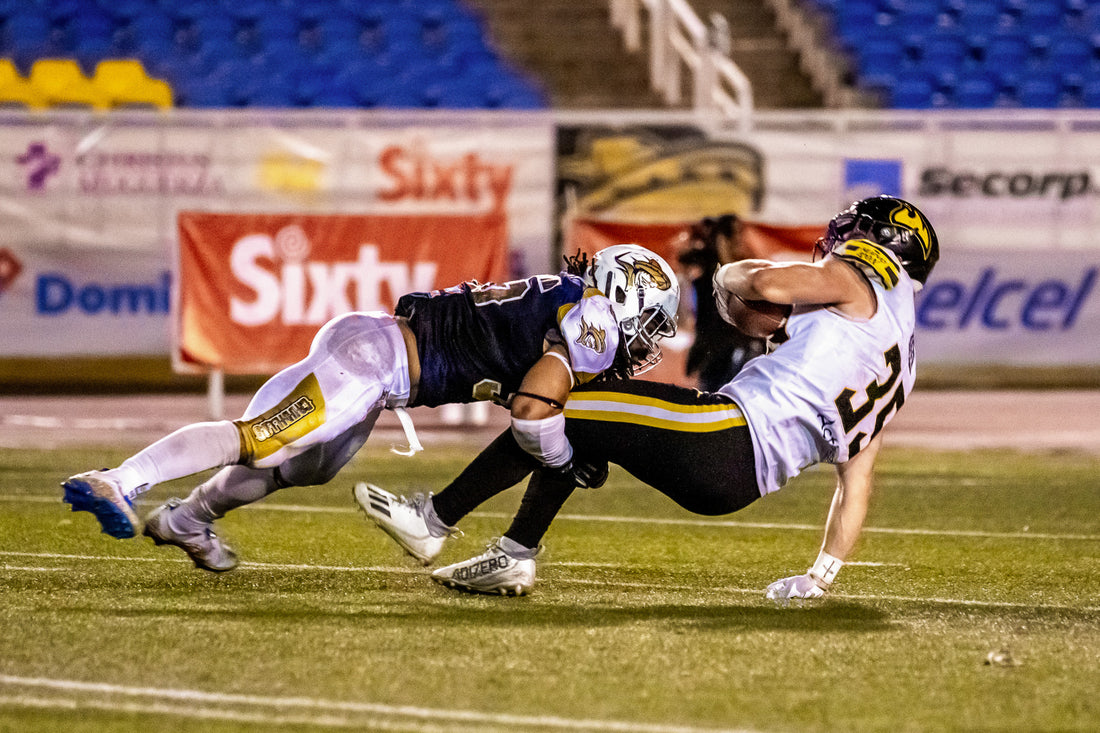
[
  {"x1": 61, "y1": 470, "x2": 140, "y2": 539},
  {"x1": 353, "y1": 483, "x2": 456, "y2": 566}
]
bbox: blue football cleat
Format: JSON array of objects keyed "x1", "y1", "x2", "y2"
[{"x1": 62, "y1": 470, "x2": 140, "y2": 539}]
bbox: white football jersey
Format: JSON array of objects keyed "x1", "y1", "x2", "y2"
[{"x1": 720, "y1": 271, "x2": 917, "y2": 496}]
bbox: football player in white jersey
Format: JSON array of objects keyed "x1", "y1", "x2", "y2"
[
  {"x1": 362, "y1": 196, "x2": 939, "y2": 599},
  {"x1": 61, "y1": 244, "x2": 679, "y2": 572}
]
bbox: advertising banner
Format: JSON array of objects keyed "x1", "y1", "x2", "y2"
[
  {"x1": 1, "y1": 112, "x2": 553, "y2": 359},
  {"x1": 176, "y1": 212, "x2": 507, "y2": 374},
  {"x1": 916, "y1": 248, "x2": 1099, "y2": 365},
  {"x1": 0, "y1": 244, "x2": 171, "y2": 356}
]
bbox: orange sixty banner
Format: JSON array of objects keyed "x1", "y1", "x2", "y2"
[{"x1": 175, "y1": 212, "x2": 508, "y2": 374}]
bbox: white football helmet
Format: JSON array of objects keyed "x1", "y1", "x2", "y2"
[{"x1": 586, "y1": 243, "x2": 679, "y2": 375}]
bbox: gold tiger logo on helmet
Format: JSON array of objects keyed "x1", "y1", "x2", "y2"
[
  {"x1": 889, "y1": 202, "x2": 932, "y2": 258},
  {"x1": 617, "y1": 254, "x2": 673, "y2": 291},
  {"x1": 574, "y1": 317, "x2": 608, "y2": 353}
]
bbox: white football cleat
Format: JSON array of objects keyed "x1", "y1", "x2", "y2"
[
  {"x1": 353, "y1": 483, "x2": 455, "y2": 565},
  {"x1": 61, "y1": 469, "x2": 140, "y2": 539},
  {"x1": 431, "y1": 538, "x2": 538, "y2": 596},
  {"x1": 143, "y1": 499, "x2": 238, "y2": 573}
]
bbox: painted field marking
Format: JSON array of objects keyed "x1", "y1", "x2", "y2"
[
  {"x1": 0, "y1": 675, "x2": 751, "y2": 733},
  {"x1": 9, "y1": 495, "x2": 1099, "y2": 543},
  {"x1": 1, "y1": 550, "x2": 1097, "y2": 613}
]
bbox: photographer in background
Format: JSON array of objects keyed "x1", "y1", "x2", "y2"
[{"x1": 678, "y1": 214, "x2": 766, "y2": 391}]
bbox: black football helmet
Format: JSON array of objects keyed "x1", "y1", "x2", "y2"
[{"x1": 817, "y1": 195, "x2": 939, "y2": 287}]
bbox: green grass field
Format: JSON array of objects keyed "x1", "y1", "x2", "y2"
[{"x1": 2, "y1": 441, "x2": 1099, "y2": 732}]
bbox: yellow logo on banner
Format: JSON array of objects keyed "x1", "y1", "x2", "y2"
[
  {"x1": 258, "y1": 152, "x2": 324, "y2": 193},
  {"x1": 559, "y1": 130, "x2": 764, "y2": 220}
]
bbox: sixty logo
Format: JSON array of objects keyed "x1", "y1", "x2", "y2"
[{"x1": 16, "y1": 142, "x2": 60, "y2": 191}]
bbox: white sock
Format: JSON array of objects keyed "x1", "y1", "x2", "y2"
[{"x1": 107, "y1": 421, "x2": 242, "y2": 499}]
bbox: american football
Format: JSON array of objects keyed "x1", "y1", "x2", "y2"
[{"x1": 726, "y1": 293, "x2": 792, "y2": 338}]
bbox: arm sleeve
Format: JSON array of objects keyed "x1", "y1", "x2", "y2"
[{"x1": 511, "y1": 413, "x2": 573, "y2": 468}]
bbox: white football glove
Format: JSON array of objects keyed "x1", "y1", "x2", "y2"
[
  {"x1": 712, "y1": 263, "x2": 735, "y2": 325},
  {"x1": 765, "y1": 573, "x2": 827, "y2": 605}
]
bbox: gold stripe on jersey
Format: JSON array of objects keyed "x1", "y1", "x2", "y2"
[
  {"x1": 564, "y1": 390, "x2": 746, "y2": 432},
  {"x1": 236, "y1": 373, "x2": 327, "y2": 462}
]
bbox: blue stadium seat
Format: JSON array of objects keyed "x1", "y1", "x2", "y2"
[
  {"x1": 885, "y1": 0, "x2": 943, "y2": 45},
  {"x1": 127, "y1": 12, "x2": 175, "y2": 43},
  {"x1": 980, "y1": 32, "x2": 1031, "y2": 71},
  {"x1": 312, "y1": 12, "x2": 365, "y2": 48},
  {"x1": 187, "y1": 12, "x2": 239, "y2": 45},
  {"x1": 954, "y1": 5, "x2": 1007, "y2": 34},
  {"x1": 2, "y1": 13, "x2": 57, "y2": 70},
  {"x1": 951, "y1": 71, "x2": 1000, "y2": 107},
  {"x1": 856, "y1": 37, "x2": 908, "y2": 89},
  {"x1": 1016, "y1": 3, "x2": 1066, "y2": 38},
  {"x1": 920, "y1": 30, "x2": 970, "y2": 70},
  {"x1": 1044, "y1": 33, "x2": 1094, "y2": 73},
  {"x1": 73, "y1": 36, "x2": 115, "y2": 72},
  {"x1": 224, "y1": 0, "x2": 279, "y2": 23},
  {"x1": 102, "y1": 0, "x2": 154, "y2": 21},
  {"x1": 1080, "y1": 77, "x2": 1100, "y2": 106},
  {"x1": 47, "y1": 0, "x2": 95, "y2": 22},
  {"x1": 889, "y1": 70, "x2": 936, "y2": 108},
  {"x1": 1014, "y1": 74, "x2": 1064, "y2": 108},
  {"x1": 835, "y1": 0, "x2": 880, "y2": 36},
  {"x1": 253, "y1": 9, "x2": 300, "y2": 44},
  {"x1": 174, "y1": 74, "x2": 234, "y2": 108}
]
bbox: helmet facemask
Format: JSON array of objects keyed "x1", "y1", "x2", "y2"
[{"x1": 619, "y1": 302, "x2": 677, "y2": 375}]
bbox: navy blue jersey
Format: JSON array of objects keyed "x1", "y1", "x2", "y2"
[{"x1": 396, "y1": 273, "x2": 618, "y2": 407}]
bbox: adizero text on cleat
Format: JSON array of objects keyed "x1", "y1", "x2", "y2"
[
  {"x1": 430, "y1": 539, "x2": 537, "y2": 596},
  {"x1": 353, "y1": 483, "x2": 455, "y2": 565},
  {"x1": 62, "y1": 470, "x2": 140, "y2": 539},
  {"x1": 143, "y1": 499, "x2": 238, "y2": 572}
]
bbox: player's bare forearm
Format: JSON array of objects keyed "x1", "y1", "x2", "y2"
[
  {"x1": 715, "y1": 258, "x2": 871, "y2": 313},
  {"x1": 510, "y1": 347, "x2": 573, "y2": 420},
  {"x1": 821, "y1": 432, "x2": 881, "y2": 560}
]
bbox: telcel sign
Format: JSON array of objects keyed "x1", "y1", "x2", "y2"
[{"x1": 915, "y1": 250, "x2": 1099, "y2": 365}]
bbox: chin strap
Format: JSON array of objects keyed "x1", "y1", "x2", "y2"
[{"x1": 390, "y1": 407, "x2": 424, "y2": 456}]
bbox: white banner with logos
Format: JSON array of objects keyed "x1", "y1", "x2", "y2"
[
  {"x1": 745, "y1": 116, "x2": 1100, "y2": 251},
  {"x1": 916, "y1": 248, "x2": 1099, "y2": 365},
  {"x1": 3, "y1": 110, "x2": 1100, "y2": 367},
  {"x1": 0, "y1": 111, "x2": 555, "y2": 357}
]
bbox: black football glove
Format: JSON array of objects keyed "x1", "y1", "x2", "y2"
[{"x1": 547, "y1": 457, "x2": 609, "y2": 489}]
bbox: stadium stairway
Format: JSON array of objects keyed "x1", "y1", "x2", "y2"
[{"x1": 465, "y1": 0, "x2": 823, "y2": 109}]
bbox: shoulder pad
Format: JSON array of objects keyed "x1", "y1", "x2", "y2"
[
  {"x1": 833, "y1": 239, "x2": 901, "y2": 290},
  {"x1": 558, "y1": 294, "x2": 619, "y2": 378}
]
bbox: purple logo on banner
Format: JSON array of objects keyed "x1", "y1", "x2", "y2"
[{"x1": 16, "y1": 143, "x2": 60, "y2": 191}]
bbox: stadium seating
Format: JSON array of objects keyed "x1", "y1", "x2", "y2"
[
  {"x1": 0, "y1": 0, "x2": 546, "y2": 110},
  {"x1": 29, "y1": 58, "x2": 110, "y2": 109},
  {"x1": 820, "y1": 0, "x2": 1100, "y2": 108},
  {"x1": 0, "y1": 58, "x2": 44, "y2": 108},
  {"x1": 92, "y1": 59, "x2": 172, "y2": 109}
]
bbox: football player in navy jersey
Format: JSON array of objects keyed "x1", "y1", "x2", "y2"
[
  {"x1": 364, "y1": 196, "x2": 939, "y2": 600},
  {"x1": 62, "y1": 244, "x2": 679, "y2": 572}
]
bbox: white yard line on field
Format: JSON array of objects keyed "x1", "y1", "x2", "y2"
[
  {"x1": 1, "y1": 550, "x2": 1097, "y2": 613},
  {"x1": 8, "y1": 495, "x2": 1099, "y2": 542},
  {"x1": 0, "y1": 675, "x2": 752, "y2": 733}
]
